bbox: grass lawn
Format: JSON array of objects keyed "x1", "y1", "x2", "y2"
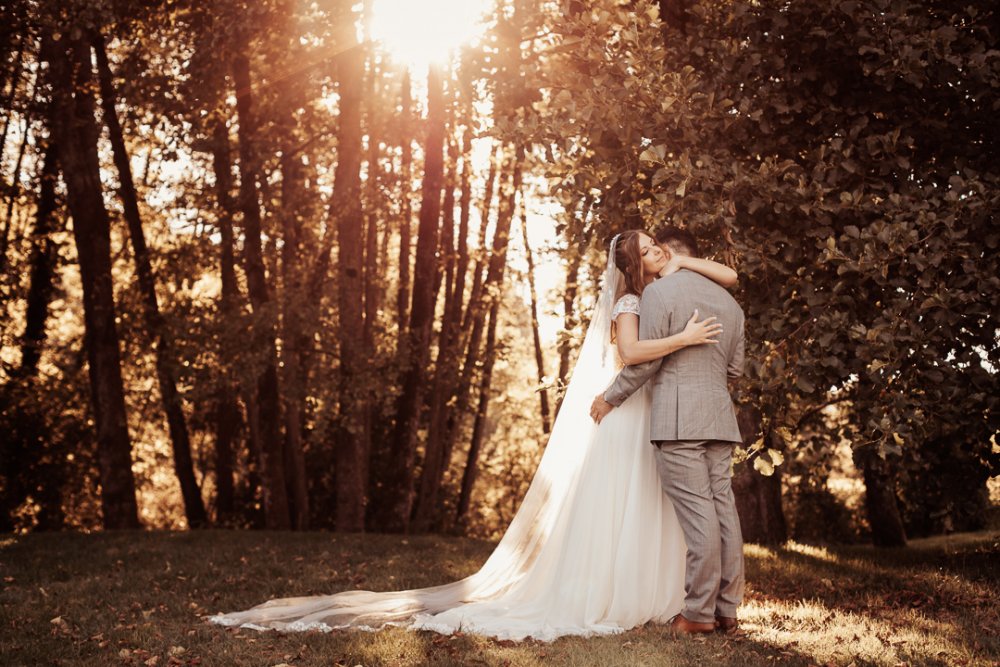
[{"x1": 1, "y1": 528, "x2": 997, "y2": 666}]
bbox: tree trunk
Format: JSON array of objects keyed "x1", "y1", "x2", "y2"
[
  {"x1": 555, "y1": 195, "x2": 590, "y2": 415},
  {"x1": 518, "y1": 189, "x2": 551, "y2": 433},
  {"x1": 0, "y1": 108, "x2": 32, "y2": 275},
  {"x1": 455, "y1": 301, "x2": 502, "y2": 528},
  {"x1": 18, "y1": 138, "x2": 60, "y2": 377},
  {"x1": 41, "y1": 33, "x2": 139, "y2": 529},
  {"x1": 330, "y1": 35, "x2": 367, "y2": 532},
  {"x1": 278, "y1": 134, "x2": 310, "y2": 531},
  {"x1": 374, "y1": 63, "x2": 446, "y2": 532},
  {"x1": 0, "y1": 39, "x2": 23, "y2": 163},
  {"x1": 360, "y1": 5, "x2": 380, "y2": 515},
  {"x1": 732, "y1": 404, "x2": 787, "y2": 545},
  {"x1": 242, "y1": 388, "x2": 265, "y2": 527},
  {"x1": 0, "y1": 56, "x2": 38, "y2": 277},
  {"x1": 273, "y1": 5, "x2": 311, "y2": 530},
  {"x1": 451, "y1": 128, "x2": 473, "y2": 329},
  {"x1": 460, "y1": 143, "x2": 500, "y2": 331},
  {"x1": 396, "y1": 70, "x2": 413, "y2": 334},
  {"x1": 232, "y1": 44, "x2": 291, "y2": 530},
  {"x1": 208, "y1": 111, "x2": 241, "y2": 524},
  {"x1": 412, "y1": 127, "x2": 473, "y2": 531},
  {"x1": 438, "y1": 143, "x2": 501, "y2": 472},
  {"x1": 440, "y1": 148, "x2": 516, "y2": 514},
  {"x1": 3, "y1": 135, "x2": 64, "y2": 532},
  {"x1": 856, "y1": 445, "x2": 908, "y2": 547},
  {"x1": 657, "y1": 0, "x2": 688, "y2": 35},
  {"x1": 93, "y1": 33, "x2": 208, "y2": 529},
  {"x1": 437, "y1": 136, "x2": 458, "y2": 314},
  {"x1": 454, "y1": 148, "x2": 522, "y2": 527}
]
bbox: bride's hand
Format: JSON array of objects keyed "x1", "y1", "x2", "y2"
[
  {"x1": 660, "y1": 254, "x2": 684, "y2": 277},
  {"x1": 680, "y1": 309, "x2": 723, "y2": 346},
  {"x1": 590, "y1": 393, "x2": 614, "y2": 424}
]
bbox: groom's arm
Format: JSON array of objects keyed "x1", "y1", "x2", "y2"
[
  {"x1": 728, "y1": 310, "x2": 745, "y2": 380},
  {"x1": 603, "y1": 288, "x2": 671, "y2": 407}
]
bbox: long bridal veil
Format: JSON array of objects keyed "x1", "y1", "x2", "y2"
[{"x1": 207, "y1": 237, "x2": 642, "y2": 637}]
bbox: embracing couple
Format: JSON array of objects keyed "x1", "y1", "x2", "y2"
[{"x1": 209, "y1": 226, "x2": 746, "y2": 641}]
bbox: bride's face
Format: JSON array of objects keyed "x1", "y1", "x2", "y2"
[{"x1": 638, "y1": 233, "x2": 667, "y2": 279}]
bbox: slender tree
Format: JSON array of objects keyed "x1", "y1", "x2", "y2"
[
  {"x1": 330, "y1": 21, "x2": 367, "y2": 531},
  {"x1": 0, "y1": 110, "x2": 32, "y2": 274},
  {"x1": 360, "y1": 0, "x2": 382, "y2": 510},
  {"x1": 92, "y1": 32, "x2": 208, "y2": 528},
  {"x1": 455, "y1": 148, "x2": 523, "y2": 525},
  {"x1": 460, "y1": 144, "x2": 500, "y2": 331},
  {"x1": 232, "y1": 37, "x2": 291, "y2": 530},
  {"x1": 412, "y1": 125, "x2": 473, "y2": 530},
  {"x1": 17, "y1": 137, "x2": 60, "y2": 378},
  {"x1": 375, "y1": 63, "x2": 447, "y2": 532},
  {"x1": 0, "y1": 54, "x2": 38, "y2": 279},
  {"x1": 41, "y1": 32, "x2": 139, "y2": 529},
  {"x1": 555, "y1": 195, "x2": 590, "y2": 413},
  {"x1": 208, "y1": 110, "x2": 242, "y2": 523},
  {"x1": 518, "y1": 189, "x2": 551, "y2": 433},
  {"x1": 0, "y1": 37, "x2": 25, "y2": 162},
  {"x1": 274, "y1": 1, "x2": 311, "y2": 530},
  {"x1": 395, "y1": 70, "x2": 414, "y2": 335}
]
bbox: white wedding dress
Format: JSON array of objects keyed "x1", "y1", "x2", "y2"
[{"x1": 208, "y1": 245, "x2": 686, "y2": 641}]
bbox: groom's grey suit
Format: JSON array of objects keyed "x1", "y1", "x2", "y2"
[{"x1": 604, "y1": 268, "x2": 746, "y2": 625}]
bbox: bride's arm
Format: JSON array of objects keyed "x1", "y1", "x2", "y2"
[
  {"x1": 661, "y1": 256, "x2": 738, "y2": 287},
  {"x1": 615, "y1": 310, "x2": 721, "y2": 366}
]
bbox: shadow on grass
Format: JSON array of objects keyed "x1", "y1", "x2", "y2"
[
  {"x1": 1, "y1": 529, "x2": 997, "y2": 666},
  {"x1": 739, "y1": 531, "x2": 999, "y2": 666}
]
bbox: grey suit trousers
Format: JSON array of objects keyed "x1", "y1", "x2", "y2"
[{"x1": 653, "y1": 439, "x2": 744, "y2": 624}]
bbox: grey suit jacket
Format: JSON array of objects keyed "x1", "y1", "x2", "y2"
[{"x1": 604, "y1": 269, "x2": 745, "y2": 444}]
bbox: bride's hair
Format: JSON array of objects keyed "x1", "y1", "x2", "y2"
[
  {"x1": 608, "y1": 229, "x2": 651, "y2": 344},
  {"x1": 612, "y1": 229, "x2": 651, "y2": 299}
]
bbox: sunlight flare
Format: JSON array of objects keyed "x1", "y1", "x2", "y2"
[{"x1": 370, "y1": 0, "x2": 492, "y2": 70}]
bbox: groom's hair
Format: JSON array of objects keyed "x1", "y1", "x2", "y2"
[{"x1": 655, "y1": 226, "x2": 700, "y2": 257}]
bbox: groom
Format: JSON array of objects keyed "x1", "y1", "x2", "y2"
[{"x1": 590, "y1": 226, "x2": 746, "y2": 635}]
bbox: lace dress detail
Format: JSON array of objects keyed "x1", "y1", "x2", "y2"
[{"x1": 611, "y1": 294, "x2": 640, "y2": 320}]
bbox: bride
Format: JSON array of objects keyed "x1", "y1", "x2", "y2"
[{"x1": 208, "y1": 229, "x2": 738, "y2": 641}]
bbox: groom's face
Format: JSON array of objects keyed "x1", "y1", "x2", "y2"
[{"x1": 657, "y1": 241, "x2": 675, "y2": 260}]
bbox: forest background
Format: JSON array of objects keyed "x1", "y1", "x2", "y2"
[{"x1": 0, "y1": 0, "x2": 997, "y2": 549}]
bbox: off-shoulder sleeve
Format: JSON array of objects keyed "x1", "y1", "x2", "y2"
[{"x1": 611, "y1": 294, "x2": 641, "y2": 320}]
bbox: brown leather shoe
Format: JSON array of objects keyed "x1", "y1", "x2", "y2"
[
  {"x1": 715, "y1": 615, "x2": 738, "y2": 633},
  {"x1": 669, "y1": 614, "x2": 716, "y2": 635}
]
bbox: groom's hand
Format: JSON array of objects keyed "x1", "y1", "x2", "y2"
[{"x1": 590, "y1": 394, "x2": 614, "y2": 424}]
